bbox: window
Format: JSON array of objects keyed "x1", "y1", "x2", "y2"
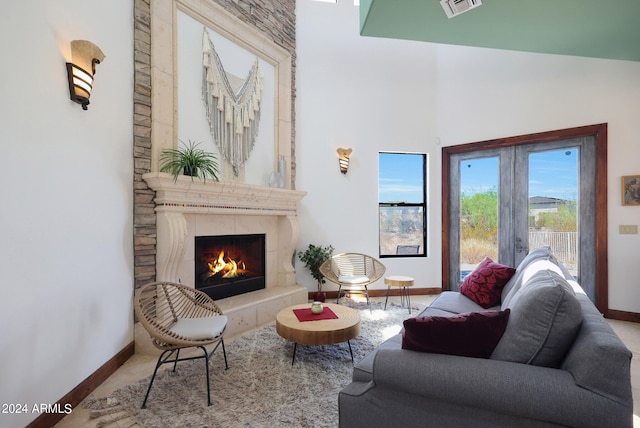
[{"x1": 378, "y1": 152, "x2": 427, "y2": 258}]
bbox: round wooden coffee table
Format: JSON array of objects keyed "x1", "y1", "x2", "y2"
[{"x1": 276, "y1": 303, "x2": 361, "y2": 364}]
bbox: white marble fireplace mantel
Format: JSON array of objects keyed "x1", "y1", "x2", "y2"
[
  {"x1": 143, "y1": 172, "x2": 306, "y2": 217},
  {"x1": 140, "y1": 172, "x2": 309, "y2": 342}
]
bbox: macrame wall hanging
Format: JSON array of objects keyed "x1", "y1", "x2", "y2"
[{"x1": 202, "y1": 28, "x2": 264, "y2": 176}]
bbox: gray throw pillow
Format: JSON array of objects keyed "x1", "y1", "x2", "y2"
[{"x1": 491, "y1": 269, "x2": 582, "y2": 367}]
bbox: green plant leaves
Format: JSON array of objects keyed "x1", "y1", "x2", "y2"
[
  {"x1": 159, "y1": 139, "x2": 220, "y2": 183},
  {"x1": 298, "y1": 244, "x2": 334, "y2": 291}
]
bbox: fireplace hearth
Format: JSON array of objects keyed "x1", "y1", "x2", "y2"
[{"x1": 195, "y1": 234, "x2": 266, "y2": 300}]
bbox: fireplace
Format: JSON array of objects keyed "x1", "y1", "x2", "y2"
[
  {"x1": 141, "y1": 173, "x2": 307, "y2": 342},
  {"x1": 195, "y1": 234, "x2": 266, "y2": 300}
]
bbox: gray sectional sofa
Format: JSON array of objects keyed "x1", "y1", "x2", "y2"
[{"x1": 339, "y1": 247, "x2": 633, "y2": 428}]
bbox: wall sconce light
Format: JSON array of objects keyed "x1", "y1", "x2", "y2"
[
  {"x1": 66, "y1": 40, "x2": 105, "y2": 110},
  {"x1": 337, "y1": 148, "x2": 352, "y2": 174}
]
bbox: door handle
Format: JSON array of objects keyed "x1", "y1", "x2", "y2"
[{"x1": 515, "y1": 237, "x2": 528, "y2": 253}]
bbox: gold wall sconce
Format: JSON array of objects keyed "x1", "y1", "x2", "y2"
[
  {"x1": 337, "y1": 148, "x2": 352, "y2": 174},
  {"x1": 66, "y1": 40, "x2": 105, "y2": 110}
]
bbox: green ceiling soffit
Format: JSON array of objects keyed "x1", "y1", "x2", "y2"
[{"x1": 360, "y1": 0, "x2": 640, "y2": 62}]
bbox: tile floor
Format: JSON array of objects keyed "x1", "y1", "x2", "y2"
[{"x1": 56, "y1": 295, "x2": 640, "y2": 427}]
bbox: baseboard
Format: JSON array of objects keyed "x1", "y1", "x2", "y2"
[
  {"x1": 308, "y1": 287, "x2": 441, "y2": 301},
  {"x1": 26, "y1": 341, "x2": 135, "y2": 428},
  {"x1": 606, "y1": 309, "x2": 640, "y2": 323}
]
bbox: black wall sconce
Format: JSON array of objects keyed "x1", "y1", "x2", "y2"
[
  {"x1": 66, "y1": 40, "x2": 105, "y2": 110},
  {"x1": 337, "y1": 148, "x2": 352, "y2": 174}
]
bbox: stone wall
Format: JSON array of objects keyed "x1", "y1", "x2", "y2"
[
  {"x1": 132, "y1": 0, "x2": 297, "y2": 288},
  {"x1": 133, "y1": 0, "x2": 154, "y2": 288}
]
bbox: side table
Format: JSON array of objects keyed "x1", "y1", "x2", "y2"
[{"x1": 384, "y1": 275, "x2": 414, "y2": 314}]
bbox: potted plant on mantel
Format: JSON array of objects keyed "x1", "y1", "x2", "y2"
[
  {"x1": 298, "y1": 244, "x2": 334, "y2": 302},
  {"x1": 159, "y1": 139, "x2": 220, "y2": 183}
]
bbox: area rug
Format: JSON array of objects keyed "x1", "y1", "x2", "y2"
[{"x1": 85, "y1": 299, "x2": 419, "y2": 428}]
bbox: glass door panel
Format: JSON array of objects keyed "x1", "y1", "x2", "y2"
[
  {"x1": 459, "y1": 157, "x2": 499, "y2": 280},
  {"x1": 526, "y1": 148, "x2": 579, "y2": 278}
]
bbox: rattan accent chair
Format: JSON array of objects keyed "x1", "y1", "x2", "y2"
[
  {"x1": 134, "y1": 281, "x2": 228, "y2": 408},
  {"x1": 319, "y1": 252, "x2": 386, "y2": 313}
]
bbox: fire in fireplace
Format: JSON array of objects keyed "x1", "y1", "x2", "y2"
[{"x1": 195, "y1": 234, "x2": 266, "y2": 300}]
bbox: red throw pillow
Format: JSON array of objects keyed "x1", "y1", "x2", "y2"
[
  {"x1": 402, "y1": 310, "x2": 510, "y2": 358},
  {"x1": 460, "y1": 257, "x2": 516, "y2": 308}
]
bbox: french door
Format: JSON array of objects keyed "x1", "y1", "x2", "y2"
[{"x1": 442, "y1": 125, "x2": 608, "y2": 312}]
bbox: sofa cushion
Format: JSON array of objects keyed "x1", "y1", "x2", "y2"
[
  {"x1": 459, "y1": 257, "x2": 516, "y2": 309},
  {"x1": 491, "y1": 270, "x2": 582, "y2": 367},
  {"x1": 352, "y1": 334, "x2": 402, "y2": 383},
  {"x1": 502, "y1": 258, "x2": 568, "y2": 308},
  {"x1": 428, "y1": 291, "x2": 498, "y2": 315},
  {"x1": 402, "y1": 309, "x2": 510, "y2": 358},
  {"x1": 561, "y1": 294, "x2": 633, "y2": 404},
  {"x1": 500, "y1": 246, "x2": 555, "y2": 307}
]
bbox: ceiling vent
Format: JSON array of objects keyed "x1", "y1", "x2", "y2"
[{"x1": 440, "y1": 0, "x2": 482, "y2": 19}]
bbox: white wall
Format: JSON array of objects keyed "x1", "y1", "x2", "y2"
[
  {"x1": 0, "y1": 1, "x2": 133, "y2": 426},
  {"x1": 296, "y1": 0, "x2": 640, "y2": 313},
  {"x1": 296, "y1": 0, "x2": 442, "y2": 293}
]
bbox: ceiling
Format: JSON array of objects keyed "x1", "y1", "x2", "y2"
[{"x1": 359, "y1": 0, "x2": 640, "y2": 62}]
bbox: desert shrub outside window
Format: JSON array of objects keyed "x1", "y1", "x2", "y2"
[{"x1": 378, "y1": 152, "x2": 427, "y2": 258}]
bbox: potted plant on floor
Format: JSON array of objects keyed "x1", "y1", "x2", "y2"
[
  {"x1": 298, "y1": 244, "x2": 334, "y2": 302},
  {"x1": 159, "y1": 139, "x2": 220, "y2": 182}
]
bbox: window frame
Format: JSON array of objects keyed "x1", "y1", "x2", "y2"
[{"x1": 378, "y1": 152, "x2": 428, "y2": 259}]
